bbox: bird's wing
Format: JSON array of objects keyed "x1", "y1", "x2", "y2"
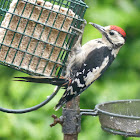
[{"x1": 55, "y1": 46, "x2": 113, "y2": 110}]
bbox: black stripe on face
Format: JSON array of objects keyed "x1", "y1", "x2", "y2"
[{"x1": 104, "y1": 33, "x2": 114, "y2": 46}]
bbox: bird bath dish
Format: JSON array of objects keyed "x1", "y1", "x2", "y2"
[{"x1": 94, "y1": 99, "x2": 140, "y2": 137}]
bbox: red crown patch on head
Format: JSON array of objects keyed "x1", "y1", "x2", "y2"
[{"x1": 110, "y1": 25, "x2": 126, "y2": 38}]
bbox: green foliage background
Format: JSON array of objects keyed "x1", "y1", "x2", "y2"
[{"x1": 0, "y1": 0, "x2": 140, "y2": 139}]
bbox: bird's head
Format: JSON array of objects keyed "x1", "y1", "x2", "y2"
[{"x1": 89, "y1": 22, "x2": 126, "y2": 49}]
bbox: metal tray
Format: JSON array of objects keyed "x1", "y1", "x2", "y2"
[{"x1": 95, "y1": 99, "x2": 140, "y2": 137}]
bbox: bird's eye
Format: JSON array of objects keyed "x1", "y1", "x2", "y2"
[{"x1": 109, "y1": 31, "x2": 114, "y2": 35}]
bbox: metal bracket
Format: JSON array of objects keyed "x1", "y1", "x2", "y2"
[
  {"x1": 80, "y1": 109, "x2": 98, "y2": 116},
  {"x1": 50, "y1": 114, "x2": 63, "y2": 127}
]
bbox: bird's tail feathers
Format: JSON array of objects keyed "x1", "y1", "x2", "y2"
[
  {"x1": 55, "y1": 97, "x2": 67, "y2": 111},
  {"x1": 14, "y1": 76, "x2": 69, "y2": 87},
  {"x1": 15, "y1": 76, "x2": 74, "y2": 110},
  {"x1": 55, "y1": 90, "x2": 74, "y2": 110}
]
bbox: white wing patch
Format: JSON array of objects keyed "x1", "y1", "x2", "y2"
[
  {"x1": 67, "y1": 86, "x2": 74, "y2": 95},
  {"x1": 76, "y1": 72, "x2": 82, "y2": 76},
  {"x1": 74, "y1": 78, "x2": 85, "y2": 87},
  {"x1": 82, "y1": 69, "x2": 85, "y2": 73},
  {"x1": 84, "y1": 56, "x2": 109, "y2": 86}
]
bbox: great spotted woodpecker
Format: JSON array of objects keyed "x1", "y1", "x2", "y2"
[{"x1": 15, "y1": 23, "x2": 126, "y2": 110}]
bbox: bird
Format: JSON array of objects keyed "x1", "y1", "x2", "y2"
[{"x1": 15, "y1": 22, "x2": 126, "y2": 110}]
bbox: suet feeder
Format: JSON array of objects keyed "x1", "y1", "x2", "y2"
[
  {"x1": 0, "y1": 0, "x2": 88, "y2": 112},
  {"x1": 0, "y1": 0, "x2": 87, "y2": 77}
]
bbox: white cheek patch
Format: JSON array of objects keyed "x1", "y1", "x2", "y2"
[
  {"x1": 84, "y1": 56, "x2": 109, "y2": 86},
  {"x1": 110, "y1": 32, "x2": 125, "y2": 46}
]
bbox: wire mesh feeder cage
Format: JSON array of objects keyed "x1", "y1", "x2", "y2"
[
  {"x1": 0, "y1": 0, "x2": 88, "y2": 113},
  {"x1": 0, "y1": 0, "x2": 88, "y2": 77}
]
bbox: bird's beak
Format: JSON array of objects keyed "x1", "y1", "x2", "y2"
[{"x1": 89, "y1": 22, "x2": 106, "y2": 34}]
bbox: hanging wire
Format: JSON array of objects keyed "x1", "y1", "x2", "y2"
[{"x1": 0, "y1": 86, "x2": 60, "y2": 114}]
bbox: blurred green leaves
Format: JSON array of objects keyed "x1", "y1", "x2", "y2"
[{"x1": 0, "y1": 0, "x2": 140, "y2": 139}]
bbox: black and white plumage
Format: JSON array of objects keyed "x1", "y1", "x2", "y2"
[{"x1": 15, "y1": 23, "x2": 126, "y2": 110}]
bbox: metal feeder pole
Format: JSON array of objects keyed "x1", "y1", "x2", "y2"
[
  {"x1": 62, "y1": 15, "x2": 85, "y2": 139},
  {"x1": 63, "y1": 96, "x2": 81, "y2": 140},
  {"x1": 50, "y1": 34, "x2": 82, "y2": 140},
  {"x1": 50, "y1": 20, "x2": 86, "y2": 140}
]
